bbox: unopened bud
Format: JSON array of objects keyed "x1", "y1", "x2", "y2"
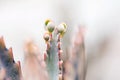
[
  {"x1": 44, "y1": 33, "x2": 50, "y2": 42},
  {"x1": 57, "y1": 23, "x2": 67, "y2": 37},
  {"x1": 46, "y1": 21, "x2": 55, "y2": 33}
]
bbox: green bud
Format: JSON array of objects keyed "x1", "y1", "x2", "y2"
[
  {"x1": 57, "y1": 23, "x2": 67, "y2": 36},
  {"x1": 46, "y1": 22, "x2": 55, "y2": 33}
]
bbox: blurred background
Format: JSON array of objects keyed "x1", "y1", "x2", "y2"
[{"x1": 0, "y1": 0, "x2": 120, "y2": 80}]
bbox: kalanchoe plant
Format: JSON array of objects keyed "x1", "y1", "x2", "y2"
[
  {"x1": 43, "y1": 19, "x2": 67, "y2": 80},
  {"x1": 0, "y1": 21, "x2": 86, "y2": 80},
  {"x1": 0, "y1": 37, "x2": 22, "y2": 80}
]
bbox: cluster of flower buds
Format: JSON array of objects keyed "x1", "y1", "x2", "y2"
[
  {"x1": 43, "y1": 19, "x2": 67, "y2": 80},
  {"x1": 0, "y1": 37, "x2": 22, "y2": 80}
]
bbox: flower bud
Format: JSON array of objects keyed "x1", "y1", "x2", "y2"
[
  {"x1": 57, "y1": 23, "x2": 67, "y2": 37},
  {"x1": 43, "y1": 33, "x2": 50, "y2": 42},
  {"x1": 47, "y1": 22, "x2": 55, "y2": 33},
  {"x1": 57, "y1": 24, "x2": 65, "y2": 33}
]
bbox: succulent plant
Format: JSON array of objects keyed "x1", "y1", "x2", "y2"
[
  {"x1": 43, "y1": 19, "x2": 67, "y2": 80},
  {"x1": 0, "y1": 37, "x2": 22, "y2": 80},
  {"x1": 0, "y1": 21, "x2": 87, "y2": 80}
]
